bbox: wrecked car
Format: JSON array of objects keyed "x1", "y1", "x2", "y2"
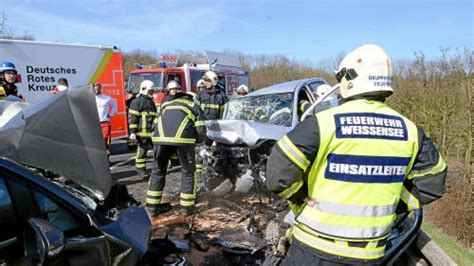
[
  {"x1": 202, "y1": 77, "x2": 330, "y2": 195},
  {"x1": 0, "y1": 87, "x2": 152, "y2": 265}
]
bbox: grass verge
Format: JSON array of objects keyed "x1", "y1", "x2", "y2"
[{"x1": 422, "y1": 220, "x2": 474, "y2": 266}]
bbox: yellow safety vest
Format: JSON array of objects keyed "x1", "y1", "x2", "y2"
[
  {"x1": 292, "y1": 99, "x2": 419, "y2": 260},
  {"x1": 0, "y1": 86, "x2": 6, "y2": 100}
]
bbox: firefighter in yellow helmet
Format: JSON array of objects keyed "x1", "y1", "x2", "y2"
[
  {"x1": 128, "y1": 80, "x2": 157, "y2": 180},
  {"x1": 266, "y1": 44, "x2": 447, "y2": 264}
]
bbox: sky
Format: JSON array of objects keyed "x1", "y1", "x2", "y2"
[{"x1": 1, "y1": 0, "x2": 473, "y2": 64}]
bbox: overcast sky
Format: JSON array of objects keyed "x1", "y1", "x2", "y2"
[{"x1": 1, "y1": 0, "x2": 472, "y2": 63}]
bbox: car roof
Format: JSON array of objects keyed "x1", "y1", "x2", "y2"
[{"x1": 246, "y1": 77, "x2": 327, "y2": 97}]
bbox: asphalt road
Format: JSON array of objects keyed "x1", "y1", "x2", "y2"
[{"x1": 108, "y1": 138, "x2": 181, "y2": 204}]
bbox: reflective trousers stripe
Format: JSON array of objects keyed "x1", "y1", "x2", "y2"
[
  {"x1": 147, "y1": 198, "x2": 162, "y2": 204},
  {"x1": 293, "y1": 227, "x2": 385, "y2": 260},
  {"x1": 277, "y1": 136, "x2": 310, "y2": 171},
  {"x1": 180, "y1": 200, "x2": 195, "y2": 207},
  {"x1": 147, "y1": 190, "x2": 163, "y2": 197}
]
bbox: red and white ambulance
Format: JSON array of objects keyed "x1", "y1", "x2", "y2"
[{"x1": 0, "y1": 39, "x2": 128, "y2": 139}]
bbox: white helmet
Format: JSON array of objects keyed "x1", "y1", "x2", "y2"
[
  {"x1": 140, "y1": 80, "x2": 154, "y2": 96},
  {"x1": 336, "y1": 44, "x2": 393, "y2": 99},
  {"x1": 166, "y1": 80, "x2": 181, "y2": 92},
  {"x1": 202, "y1": 71, "x2": 218, "y2": 86},
  {"x1": 196, "y1": 79, "x2": 205, "y2": 88},
  {"x1": 315, "y1": 84, "x2": 335, "y2": 101},
  {"x1": 237, "y1": 84, "x2": 249, "y2": 94}
]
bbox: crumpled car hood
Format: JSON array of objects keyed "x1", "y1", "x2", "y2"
[
  {"x1": 0, "y1": 86, "x2": 111, "y2": 198},
  {"x1": 206, "y1": 120, "x2": 291, "y2": 148}
]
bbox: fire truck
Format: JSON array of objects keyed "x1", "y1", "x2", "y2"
[{"x1": 126, "y1": 50, "x2": 250, "y2": 108}]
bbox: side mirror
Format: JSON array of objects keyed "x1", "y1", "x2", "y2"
[{"x1": 24, "y1": 218, "x2": 66, "y2": 264}]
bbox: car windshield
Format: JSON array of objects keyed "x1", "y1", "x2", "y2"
[
  {"x1": 224, "y1": 93, "x2": 294, "y2": 127},
  {"x1": 127, "y1": 72, "x2": 164, "y2": 94}
]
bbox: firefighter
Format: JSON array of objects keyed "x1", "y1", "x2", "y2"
[
  {"x1": 128, "y1": 80, "x2": 157, "y2": 180},
  {"x1": 0, "y1": 61, "x2": 20, "y2": 100},
  {"x1": 147, "y1": 86, "x2": 206, "y2": 216},
  {"x1": 266, "y1": 44, "x2": 447, "y2": 265},
  {"x1": 195, "y1": 71, "x2": 228, "y2": 120},
  {"x1": 194, "y1": 71, "x2": 228, "y2": 180},
  {"x1": 236, "y1": 84, "x2": 249, "y2": 96},
  {"x1": 162, "y1": 80, "x2": 180, "y2": 104}
]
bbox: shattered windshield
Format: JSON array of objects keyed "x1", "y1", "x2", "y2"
[
  {"x1": 127, "y1": 72, "x2": 164, "y2": 94},
  {"x1": 224, "y1": 93, "x2": 294, "y2": 127}
]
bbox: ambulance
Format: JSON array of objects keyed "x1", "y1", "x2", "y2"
[{"x1": 0, "y1": 39, "x2": 128, "y2": 139}]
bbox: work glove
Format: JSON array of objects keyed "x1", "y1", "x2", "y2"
[{"x1": 129, "y1": 133, "x2": 136, "y2": 140}]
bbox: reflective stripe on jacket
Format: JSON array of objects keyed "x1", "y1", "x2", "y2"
[
  {"x1": 152, "y1": 93, "x2": 206, "y2": 146},
  {"x1": 266, "y1": 98, "x2": 447, "y2": 261},
  {"x1": 128, "y1": 95, "x2": 157, "y2": 137},
  {"x1": 195, "y1": 89, "x2": 228, "y2": 120}
]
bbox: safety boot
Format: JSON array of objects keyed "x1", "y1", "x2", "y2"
[
  {"x1": 180, "y1": 206, "x2": 194, "y2": 216},
  {"x1": 147, "y1": 203, "x2": 172, "y2": 217}
]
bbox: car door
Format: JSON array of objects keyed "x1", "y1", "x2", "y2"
[{"x1": 0, "y1": 168, "x2": 112, "y2": 265}]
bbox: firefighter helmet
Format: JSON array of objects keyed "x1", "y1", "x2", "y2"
[
  {"x1": 140, "y1": 80, "x2": 154, "y2": 96},
  {"x1": 166, "y1": 80, "x2": 181, "y2": 93},
  {"x1": 202, "y1": 71, "x2": 218, "y2": 86},
  {"x1": 315, "y1": 84, "x2": 336, "y2": 101},
  {"x1": 336, "y1": 44, "x2": 393, "y2": 99},
  {"x1": 237, "y1": 84, "x2": 249, "y2": 95}
]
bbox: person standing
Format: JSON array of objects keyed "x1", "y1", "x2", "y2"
[
  {"x1": 0, "y1": 61, "x2": 20, "y2": 100},
  {"x1": 195, "y1": 71, "x2": 228, "y2": 120},
  {"x1": 266, "y1": 44, "x2": 447, "y2": 265},
  {"x1": 94, "y1": 83, "x2": 117, "y2": 153},
  {"x1": 50, "y1": 78, "x2": 69, "y2": 95},
  {"x1": 194, "y1": 71, "x2": 228, "y2": 179},
  {"x1": 128, "y1": 80, "x2": 157, "y2": 180},
  {"x1": 147, "y1": 87, "x2": 206, "y2": 217}
]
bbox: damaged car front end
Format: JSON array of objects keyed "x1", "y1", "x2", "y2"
[
  {"x1": 0, "y1": 87, "x2": 152, "y2": 265},
  {"x1": 202, "y1": 78, "x2": 330, "y2": 196}
]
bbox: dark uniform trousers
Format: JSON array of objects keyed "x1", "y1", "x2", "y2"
[
  {"x1": 135, "y1": 137, "x2": 152, "y2": 178},
  {"x1": 148, "y1": 144, "x2": 197, "y2": 209}
]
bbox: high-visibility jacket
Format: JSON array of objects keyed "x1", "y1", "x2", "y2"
[
  {"x1": 195, "y1": 88, "x2": 228, "y2": 120},
  {"x1": 152, "y1": 93, "x2": 206, "y2": 146},
  {"x1": 128, "y1": 94, "x2": 157, "y2": 138},
  {"x1": 266, "y1": 98, "x2": 447, "y2": 262},
  {"x1": 0, "y1": 82, "x2": 18, "y2": 100}
]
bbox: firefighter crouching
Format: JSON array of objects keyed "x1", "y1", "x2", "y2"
[
  {"x1": 128, "y1": 80, "x2": 157, "y2": 180},
  {"x1": 146, "y1": 86, "x2": 206, "y2": 217},
  {"x1": 266, "y1": 44, "x2": 447, "y2": 265}
]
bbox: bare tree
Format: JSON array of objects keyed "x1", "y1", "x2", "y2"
[{"x1": 0, "y1": 11, "x2": 34, "y2": 40}]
